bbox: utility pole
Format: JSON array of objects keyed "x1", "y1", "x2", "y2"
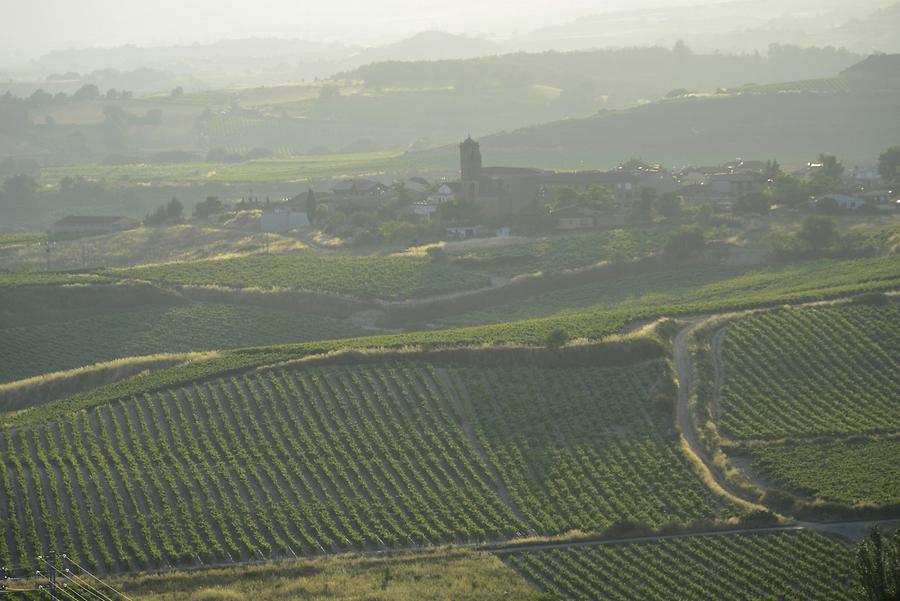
[{"x1": 47, "y1": 552, "x2": 58, "y2": 601}]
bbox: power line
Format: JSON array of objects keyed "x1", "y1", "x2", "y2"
[
  {"x1": 30, "y1": 554, "x2": 126, "y2": 601},
  {"x1": 66, "y1": 556, "x2": 136, "y2": 601}
]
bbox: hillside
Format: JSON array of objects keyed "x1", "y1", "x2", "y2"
[
  {"x1": 716, "y1": 303, "x2": 900, "y2": 509},
  {"x1": 0, "y1": 358, "x2": 733, "y2": 573},
  {"x1": 418, "y1": 88, "x2": 900, "y2": 168}
]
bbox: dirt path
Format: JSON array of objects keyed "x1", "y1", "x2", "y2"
[
  {"x1": 488, "y1": 518, "x2": 900, "y2": 556},
  {"x1": 672, "y1": 319, "x2": 764, "y2": 510}
]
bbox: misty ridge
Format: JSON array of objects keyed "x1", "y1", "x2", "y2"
[{"x1": 0, "y1": 1, "x2": 899, "y2": 600}]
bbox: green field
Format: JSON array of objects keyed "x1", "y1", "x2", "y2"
[
  {"x1": 0, "y1": 302, "x2": 365, "y2": 384},
  {"x1": 0, "y1": 233, "x2": 46, "y2": 248},
  {"x1": 720, "y1": 304, "x2": 900, "y2": 439},
  {"x1": 115, "y1": 254, "x2": 492, "y2": 300},
  {"x1": 750, "y1": 439, "x2": 900, "y2": 506},
  {"x1": 9, "y1": 254, "x2": 898, "y2": 429},
  {"x1": 0, "y1": 359, "x2": 732, "y2": 573},
  {"x1": 40, "y1": 152, "x2": 420, "y2": 186},
  {"x1": 451, "y1": 226, "x2": 678, "y2": 277},
  {"x1": 718, "y1": 302, "x2": 900, "y2": 508},
  {"x1": 505, "y1": 530, "x2": 854, "y2": 600},
  {"x1": 1, "y1": 225, "x2": 308, "y2": 272},
  {"x1": 438, "y1": 256, "x2": 900, "y2": 329}
]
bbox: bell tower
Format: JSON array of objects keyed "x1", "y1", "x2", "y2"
[{"x1": 459, "y1": 136, "x2": 482, "y2": 202}]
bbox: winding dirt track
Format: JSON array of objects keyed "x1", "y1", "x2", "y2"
[{"x1": 671, "y1": 318, "x2": 750, "y2": 503}]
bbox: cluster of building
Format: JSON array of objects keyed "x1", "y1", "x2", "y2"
[
  {"x1": 319, "y1": 137, "x2": 896, "y2": 234},
  {"x1": 48, "y1": 134, "x2": 897, "y2": 238}
]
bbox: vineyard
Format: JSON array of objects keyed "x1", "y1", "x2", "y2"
[
  {"x1": 720, "y1": 303, "x2": 900, "y2": 439},
  {"x1": 438, "y1": 255, "x2": 900, "y2": 328},
  {"x1": 0, "y1": 359, "x2": 732, "y2": 573},
  {"x1": 714, "y1": 302, "x2": 900, "y2": 509},
  {"x1": 115, "y1": 254, "x2": 491, "y2": 300},
  {"x1": 451, "y1": 226, "x2": 683, "y2": 277},
  {"x1": 40, "y1": 152, "x2": 413, "y2": 186},
  {"x1": 0, "y1": 302, "x2": 365, "y2": 384},
  {"x1": 0, "y1": 233, "x2": 45, "y2": 248},
  {"x1": 749, "y1": 439, "x2": 900, "y2": 506},
  {"x1": 504, "y1": 530, "x2": 855, "y2": 600}
]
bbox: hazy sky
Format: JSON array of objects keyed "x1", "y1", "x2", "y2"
[
  {"x1": 4, "y1": 0, "x2": 705, "y2": 60},
  {"x1": 3, "y1": 0, "x2": 891, "y2": 64}
]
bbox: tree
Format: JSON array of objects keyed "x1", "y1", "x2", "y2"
[
  {"x1": 545, "y1": 328, "x2": 569, "y2": 350},
  {"x1": 734, "y1": 191, "x2": 770, "y2": 215},
  {"x1": 166, "y1": 196, "x2": 184, "y2": 221},
  {"x1": 798, "y1": 214, "x2": 838, "y2": 250},
  {"x1": 582, "y1": 184, "x2": 615, "y2": 211},
  {"x1": 655, "y1": 192, "x2": 684, "y2": 220},
  {"x1": 2, "y1": 174, "x2": 37, "y2": 209},
  {"x1": 193, "y1": 196, "x2": 225, "y2": 218},
  {"x1": 143, "y1": 205, "x2": 168, "y2": 226},
  {"x1": 394, "y1": 181, "x2": 411, "y2": 206},
  {"x1": 437, "y1": 198, "x2": 481, "y2": 223},
  {"x1": 809, "y1": 154, "x2": 844, "y2": 195},
  {"x1": 878, "y1": 146, "x2": 900, "y2": 185},
  {"x1": 819, "y1": 154, "x2": 845, "y2": 179},
  {"x1": 426, "y1": 246, "x2": 447, "y2": 263},
  {"x1": 306, "y1": 189, "x2": 317, "y2": 222},
  {"x1": 71, "y1": 83, "x2": 100, "y2": 102},
  {"x1": 664, "y1": 225, "x2": 706, "y2": 259},
  {"x1": 854, "y1": 527, "x2": 900, "y2": 601},
  {"x1": 630, "y1": 189, "x2": 655, "y2": 224},
  {"x1": 170, "y1": 86, "x2": 184, "y2": 98},
  {"x1": 28, "y1": 89, "x2": 53, "y2": 107},
  {"x1": 672, "y1": 39, "x2": 692, "y2": 56},
  {"x1": 772, "y1": 174, "x2": 809, "y2": 207}
]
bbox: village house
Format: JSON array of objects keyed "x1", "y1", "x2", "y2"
[
  {"x1": 413, "y1": 183, "x2": 456, "y2": 219},
  {"x1": 457, "y1": 137, "x2": 678, "y2": 217},
  {"x1": 446, "y1": 225, "x2": 481, "y2": 239},
  {"x1": 707, "y1": 172, "x2": 768, "y2": 200},
  {"x1": 859, "y1": 190, "x2": 891, "y2": 205},
  {"x1": 551, "y1": 206, "x2": 602, "y2": 230},
  {"x1": 50, "y1": 215, "x2": 140, "y2": 237},
  {"x1": 331, "y1": 178, "x2": 389, "y2": 210},
  {"x1": 816, "y1": 193, "x2": 866, "y2": 210}
]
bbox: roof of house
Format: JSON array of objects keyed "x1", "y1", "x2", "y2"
[
  {"x1": 818, "y1": 193, "x2": 863, "y2": 202},
  {"x1": 550, "y1": 205, "x2": 601, "y2": 218},
  {"x1": 52, "y1": 215, "x2": 137, "y2": 227},
  {"x1": 332, "y1": 178, "x2": 382, "y2": 192}
]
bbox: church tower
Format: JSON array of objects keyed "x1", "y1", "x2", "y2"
[{"x1": 459, "y1": 136, "x2": 482, "y2": 202}]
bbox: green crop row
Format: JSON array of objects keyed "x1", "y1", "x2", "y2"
[
  {"x1": 506, "y1": 530, "x2": 855, "y2": 600},
  {"x1": 0, "y1": 360, "x2": 727, "y2": 573}
]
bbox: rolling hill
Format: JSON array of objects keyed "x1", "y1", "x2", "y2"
[{"x1": 415, "y1": 86, "x2": 900, "y2": 169}]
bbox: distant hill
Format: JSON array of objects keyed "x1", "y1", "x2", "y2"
[
  {"x1": 417, "y1": 86, "x2": 900, "y2": 169},
  {"x1": 356, "y1": 31, "x2": 500, "y2": 64},
  {"x1": 507, "y1": 0, "x2": 900, "y2": 54},
  {"x1": 344, "y1": 45, "x2": 862, "y2": 108}
]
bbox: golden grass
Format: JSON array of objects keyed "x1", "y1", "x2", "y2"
[{"x1": 113, "y1": 549, "x2": 543, "y2": 601}]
